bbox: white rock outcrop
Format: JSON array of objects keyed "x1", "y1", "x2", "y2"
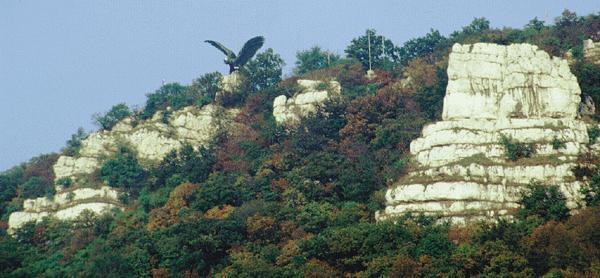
[
  {"x1": 53, "y1": 104, "x2": 238, "y2": 182},
  {"x1": 584, "y1": 39, "x2": 600, "y2": 65},
  {"x1": 378, "y1": 43, "x2": 588, "y2": 223},
  {"x1": 273, "y1": 79, "x2": 341, "y2": 124},
  {"x1": 8, "y1": 186, "x2": 121, "y2": 232}
]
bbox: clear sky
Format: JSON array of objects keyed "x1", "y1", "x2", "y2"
[{"x1": 0, "y1": 1, "x2": 598, "y2": 171}]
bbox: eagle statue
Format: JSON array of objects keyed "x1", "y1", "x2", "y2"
[{"x1": 205, "y1": 36, "x2": 265, "y2": 73}]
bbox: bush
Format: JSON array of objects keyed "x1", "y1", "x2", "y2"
[
  {"x1": 93, "y1": 103, "x2": 131, "y2": 130},
  {"x1": 581, "y1": 169, "x2": 600, "y2": 207},
  {"x1": 587, "y1": 126, "x2": 600, "y2": 145},
  {"x1": 99, "y1": 146, "x2": 145, "y2": 190},
  {"x1": 55, "y1": 177, "x2": 72, "y2": 188},
  {"x1": 518, "y1": 182, "x2": 570, "y2": 222},
  {"x1": 141, "y1": 83, "x2": 188, "y2": 119},
  {"x1": 499, "y1": 135, "x2": 535, "y2": 161},
  {"x1": 551, "y1": 136, "x2": 566, "y2": 150}
]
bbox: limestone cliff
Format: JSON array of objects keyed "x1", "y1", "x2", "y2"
[
  {"x1": 378, "y1": 43, "x2": 589, "y2": 223},
  {"x1": 8, "y1": 104, "x2": 238, "y2": 232},
  {"x1": 273, "y1": 79, "x2": 341, "y2": 125}
]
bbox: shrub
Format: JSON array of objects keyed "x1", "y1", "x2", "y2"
[
  {"x1": 551, "y1": 136, "x2": 566, "y2": 150},
  {"x1": 93, "y1": 103, "x2": 131, "y2": 130},
  {"x1": 580, "y1": 168, "x2": 600, "y2": 207},
  {"x1": 499, "y1": 135, "x2": 535, "y2": 161},
  {"x1": 63, "y1": 127, "x2": 88, "y2": 156},
  {"x1": 141, "y1": 83, "x2": 189, "y2": 119},
  {"x1": 99, "y1": 146, "x2": 145, "y2": 190},
  {"x1": 55, "y1": 177, "x2": 72, "y2": 188},
  {"x1": 587, "y1": 126, "x2": 600, "y2": 145},
  {"x1": 518, "y1": 181, "x2": 570, "y2": 222}
]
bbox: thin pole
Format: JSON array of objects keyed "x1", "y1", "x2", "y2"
[
  {"x1": 368, "y1": 32, "x2": 372, "y2": 71},
  {"x1": 381, "y1": 36, "x2": 385, "y2": 58}
]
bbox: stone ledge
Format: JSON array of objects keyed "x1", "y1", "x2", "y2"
[{"x1": 8, "y1": 202, "x2": 121, "y2": 233}]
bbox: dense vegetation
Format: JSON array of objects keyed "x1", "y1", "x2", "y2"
[{"x1": 1, "y1": 10, "x2": 600, "y2": 277}]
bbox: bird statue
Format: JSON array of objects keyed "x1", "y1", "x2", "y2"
[{"x1": 205, "y1": 36, "x2": 265, "y2": 73}]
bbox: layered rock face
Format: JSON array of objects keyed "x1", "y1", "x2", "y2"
[
  {"x1": 8, "y1": 187, "x2": 120, "y2": 232},
  {"x1": 273, "y1": 79, "x2": 341, "y2": 124},
  {"x1": 378, "y1": 43, "x2": 587, "y2": 223},
  {"x1": 9, "y1": 104, "x2": 238, "y2": 232}
]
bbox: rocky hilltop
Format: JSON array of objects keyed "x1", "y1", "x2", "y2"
[
  {"x1": 378, "y1": 43, "x2": 590, "y2": 223},
  {"x1": 8, "y1": 104, "x2": 238, "y2": 232}
]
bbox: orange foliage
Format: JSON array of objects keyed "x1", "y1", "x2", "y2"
[
  {"x1": 303, "y1": 259, "x2": 338, "y2": 278},
  {"x1": 151, "y1": 268, "x2": 170, "y2": 278},
  {"x1": 270, "y1": 178, "x2": 289, "y2": 193},
  {"x1": 447, "y1": 226, "x2": 473, "y2": 245},
  {"x1": 340, "y1": 84, "x2": 420, "y2": 160},
  {"x1": 403, "y1": 58, "x2": 438, "y2": 90},
  {"x1": 246, "y1": 215, "x2": 276, "y2": 241},
  {"x1": 23, "y1": 154, "x2": 59, "y2": 184},
  {"x1": 147, "y1": 183, "x2": 200, "y2": 231},
  {"x1": 204, "y1": 205, "x2": 235, "y2": 220},
  {"x1": 276, "y1": 240, "x2": 301, "y2": 266},
  {"x1": 390, "y1": 255, "x2": 421, "y2": 278}
]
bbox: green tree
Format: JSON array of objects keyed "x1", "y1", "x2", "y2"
[
  {"x1": 99, "y1": 146, "x2": 145, "y2": 190},
  {"x1": 188, "y1": 71, "x2": 222, "y2": 106},
  {"x1": 345, "y1": 29, "x2": 400, "y2": 70},
  {"x1": 294, "y1": 46, "x2": 340, "y2": 75},
  {"x1": 524, "y1": 17, "x2": 546, "y2": 32},
  {"x1": 398, "y1": 29, "x2": 446, "y2": 65},
  {"x1": 242, "y1": 48, "x2": 285, "y2": 92},
  {"x1": 93, "y1": 103, "x2": 131, "y2": 130}
]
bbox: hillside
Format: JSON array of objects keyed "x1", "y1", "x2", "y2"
[{"x1": 1, "y1": 10, "x2": 600, "y2": 277}]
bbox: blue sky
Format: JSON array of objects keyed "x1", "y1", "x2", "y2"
[{"x1": 0, "y1": 1, "x2": 598, "y2": 171}]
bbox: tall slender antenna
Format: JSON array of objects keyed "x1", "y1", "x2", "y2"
[
  {"x1": 368, "y1": 32, "x2": 372, "y2": 71},
  {"x1": 381, "y1": 35, "x2": 385, "y2": 58}
]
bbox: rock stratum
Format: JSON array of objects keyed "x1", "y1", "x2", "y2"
[
  {"x1": 378, "y1": 43, "x2": 589, "y2": 223},
  {"x1": 8, "y1": 104, "x2": 238, "y2": 232}
]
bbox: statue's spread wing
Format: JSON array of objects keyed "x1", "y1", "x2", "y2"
[
  {"x1": 205, "y1": 40, "x2": 236, "y2": 59},
  {"x1": 234, "y1": 36, "x2": 265, "y2": 66}
]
